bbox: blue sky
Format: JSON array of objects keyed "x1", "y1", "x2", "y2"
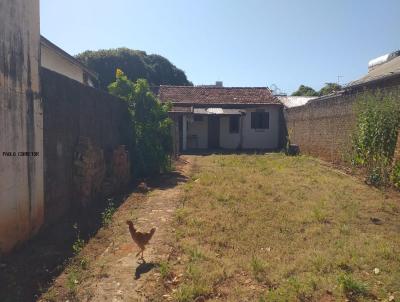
[{"x1": 41, "y1": 0, "x2": 399, "y2": 94}]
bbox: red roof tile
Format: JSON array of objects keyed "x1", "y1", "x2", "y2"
[{"x1": 158, "y1": 85, "x2": 281, "y2": 105}]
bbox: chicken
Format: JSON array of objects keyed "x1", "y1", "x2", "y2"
[{"x1": 126, "y1": 220, "x2": 156, "y2": 260}]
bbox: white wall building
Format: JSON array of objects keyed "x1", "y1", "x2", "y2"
[
  {"x1": 41, "y1": 36, "x2": 98, "y2": 87},
  {"x1": 159, "y1": 85, "x2": 284, "y2": 153}
]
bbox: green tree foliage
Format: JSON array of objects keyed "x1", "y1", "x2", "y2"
[
  {"x1": 76, "y1": 48, "x2": 192, "y2": 90},
  {"x1": 108, "y1": 69, "x2": 173, "y2": 176},
  {"x1": 318, "y1": 82, "x2": 342, "y2": 96},
  {"x1": 351, "y1": 90, "x2": 400, "y2": 186},
  {"x1": 291, "y1": 85, "x2": 318, "y2": 96},
  {"x1": 292, "y1": 83, "x2": 342, "y2": 97}
]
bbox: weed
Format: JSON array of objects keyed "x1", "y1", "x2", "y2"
[
  {"x1": 250, "y1": 256, "x2": 267, "y2": 282},
  {"x1": 101, "y1": 199, "x2": 116, "y2": 227},
  {"x1": 66, "y1": 269, "x2": 80, "y2": 293},
  {"x1": 72, "y1": 223, "x2": 84, "y2": 255},
  {"x1": 173, "y1": 282, "x2": 210, "y2": 302},
  {"x1": 158, "y1": 261, "x2": 171, "y2": 279},
  {"x1": 338, "y1": 274, "x2": 368, "y2": 297}
]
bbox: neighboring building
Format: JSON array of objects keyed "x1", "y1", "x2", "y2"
[
  {"x1": 159, "y1": 85, "x2": 284, "y2": 153},
  {"x1": 41, "y1": 36, "x2": 98, "y2": 87},
  {"x1": 347, "y1": 50, "x2": 400, "y2": 91},
  {"x1": 277, "y1": 95, "x2": 318, "y2": 108}
]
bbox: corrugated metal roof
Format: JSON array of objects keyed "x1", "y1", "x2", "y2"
[
  {"x1": 193, "y1": 108, "x2": 245, "y2": 115},
  {"x1": 277, "y1": 96, "x2": 317, "y2": 108}
]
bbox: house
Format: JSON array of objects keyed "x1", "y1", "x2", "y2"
[
  {"x1": 41, "y1": 36, "x2": 98, "y2": 87},
  {"x1": 346, "y1": 50, "x2": 400, "y2": 91},
  {"x1": 158, "y1": 84, "x2": 284, "y2": 153}
]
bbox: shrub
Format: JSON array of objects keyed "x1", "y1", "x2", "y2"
[
  {"x1": 108, "y1": 69, "x2": 173, "y2": 177},
  {"x1": 351, "y1": 90, "x2": 400, "y2": 186}
]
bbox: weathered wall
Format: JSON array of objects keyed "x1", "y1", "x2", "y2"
[
  {"x1": 286, "y1": 87, "x2": 400, "y2": 163},
  {"x1": 41, "y1": 68, "x2": 133, "y2": 225},
  {"x1": 0, "y1": 0, "x2": 44, "y2": 254},
  {"x1": 285, "y1": 94, "x2": 357, "y2": 162}
]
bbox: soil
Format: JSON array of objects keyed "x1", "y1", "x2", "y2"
[{"x1": 38, "y1": 156, "x2": 191, "y2": 302}]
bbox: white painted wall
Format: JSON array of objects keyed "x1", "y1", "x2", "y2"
[
  {"x1": 0, "y1": 0, "x2": 44, "y2": 253},
  {"x1": 187, "y1": 116, "x2": 208, "y2": 149},
  {"x1": 41, "y1": 44, "x2": 85, "y2": 84},
  {"x1": 241, "y1": 106, "x2": 280, "y2": 149},
  {"x1": 219, "y1": 116, "x2": 241, "y2": 149}
]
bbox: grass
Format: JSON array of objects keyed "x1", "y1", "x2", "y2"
[{"x1": 170, "y1": 153, "x2": 400, "y2": 301}]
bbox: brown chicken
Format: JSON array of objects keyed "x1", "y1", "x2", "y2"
[{"x1": 126, "y1": 220, "x2": 156, "y2": 259}]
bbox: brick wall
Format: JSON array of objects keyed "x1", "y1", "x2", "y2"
[
  {"x1": 286, "y1": 87, "x2": 400, "y2": 164},
  {"x1": 41, "y1": 68, "x2": 133, "y2": 225},
  {"x1": 285, "y1": 93, "x2": 357, "y2": 163}
]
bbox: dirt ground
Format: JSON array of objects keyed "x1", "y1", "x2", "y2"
[{"x1": 37, "y1": 156, "x2": 191, "y2": 302}]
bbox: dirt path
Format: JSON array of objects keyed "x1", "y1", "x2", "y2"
[{"x1": 40, "y1": 157, "x2": 191, "y2": 302}]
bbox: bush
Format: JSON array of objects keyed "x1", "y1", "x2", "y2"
[
  {"x1": 351, "y1": 90, "x2": 400, "y2": 186},
  {"x1": 108, "y1": 69, "x2": 173, "y2": 177}
]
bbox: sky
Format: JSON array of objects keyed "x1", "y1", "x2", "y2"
[{"x1": 40, "y1": 0, "x2": 400, "y2": 94}]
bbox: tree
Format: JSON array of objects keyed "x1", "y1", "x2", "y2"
[
  {"x1": 76, "y1": 48, "x2": 192, "y2": 90},
  {"x1": 318, "y1": 83, "x2": 342, "y2": 96},
  {"x1": 108, "y1": 69, "x2": 173, "y2": 176},
  {"x1": 291, "y1": 85, "x2": 318, "y2": 96}
]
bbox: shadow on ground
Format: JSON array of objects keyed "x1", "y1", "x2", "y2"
[
  {"x1": 134, "y1": 261, "x2": 158, "y2": 280},
  {"x1": 0, "y1": 166, "x2": 187, "y2": 302}
]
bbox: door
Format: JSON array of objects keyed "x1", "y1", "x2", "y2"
[{"x1": 208, "y1": 116, "x2": 220, "y2": 149}]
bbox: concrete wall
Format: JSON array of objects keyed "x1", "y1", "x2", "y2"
[
  {"x1": 0, "y1": 0, "x2": 44, "y2": 253},
  {"x1": 41, "y1": 68, "x2": 133, "y2": 225},
  {"x1": 41, "y1": 43, "x2": 86, "y2": 85}
]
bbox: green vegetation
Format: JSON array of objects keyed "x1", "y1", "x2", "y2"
[
  {"x1": 170, "y1": 154, "x2": 400, "y2": 301},
  {"x1": 76, "y1": 48, "x2": 192, "y2": 90},
  {"x1": 292, "y1": 82, "x2": 342, "y2": 96},
  {"x1": 72, "y1": 223, "x2": 85, "y2": 255},
  {"x1": 291, "y1": 84, "x2": 318, "y2": 96},
  {"x1": 108, "y1": 69, "x2": 173, "y2": 176},
  {"x1": 101, "y1": 199, "x2": 116, "y2": 227},
  {"x1": 351, "y1": 90, "x2": 400, "y2": 187}
]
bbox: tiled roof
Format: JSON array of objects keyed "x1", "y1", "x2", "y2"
[{"x1": 158, "y1": 85, "x2": 281, "y2": 105}]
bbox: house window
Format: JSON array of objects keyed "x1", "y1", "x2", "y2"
[
  {"x1": 229, "y1": 116, "x2": 239, "y2": 133},
  {"x1": 251, "y1": 110, "x2": 269, "y2": 129},
  {"x1": 194, "y1": 115, "x2": 203, "y2": 122}
]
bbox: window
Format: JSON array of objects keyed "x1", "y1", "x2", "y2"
[
  {"x1": 194, "y1": 115, "x2": 203, "y2": 122},
  {"x1": 251, "y1": 110, "x2": 269, "y2": 129},
  {"x1": 229, "y1": 116, "x2": 239, "y2": 133}
]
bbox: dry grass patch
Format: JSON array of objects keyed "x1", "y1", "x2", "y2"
[{"x1": 171, "y1": 154, "x2": 400, "y2": 301}]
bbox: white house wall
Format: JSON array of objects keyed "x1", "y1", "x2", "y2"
[
  {"x1": 41, "y1": 44, "x2": 85, "y2": 84},
  {"x1": 219, "y1": 116, "x2": 241, "y2": 149},
  {"x1": 241, "y1": 106, "x2": 280, "y2": 149}
]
